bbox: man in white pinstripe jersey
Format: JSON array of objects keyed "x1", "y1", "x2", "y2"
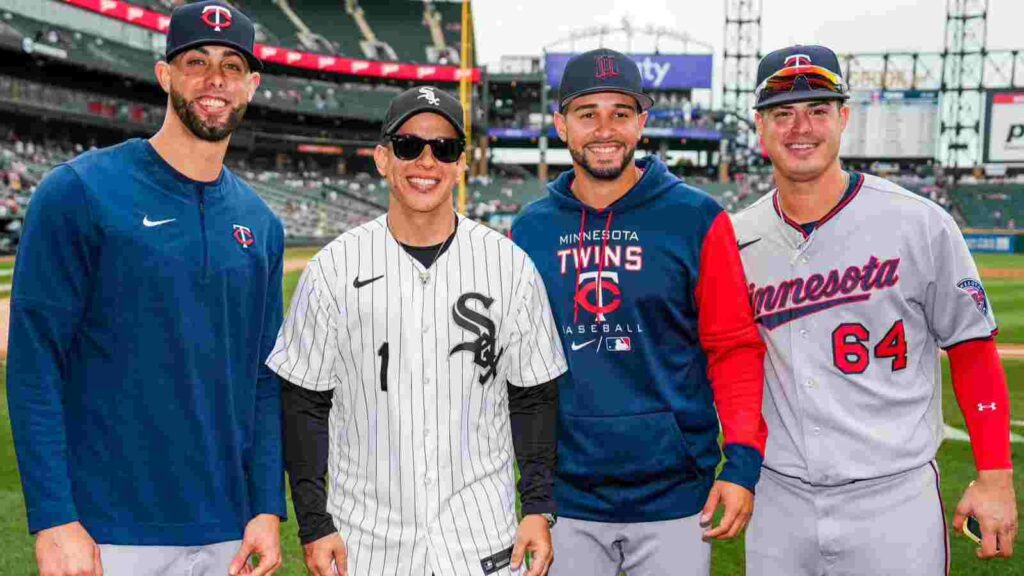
[{"x1": 266, "y1": 86, "x2": 568, "y2": 576}]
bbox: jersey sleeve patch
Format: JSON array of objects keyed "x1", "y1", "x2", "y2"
[{"x1": 956, "y1": 278, "x2": 988, "y2": 316}]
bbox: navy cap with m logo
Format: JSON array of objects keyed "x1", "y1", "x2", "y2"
[{"x1": 558, "y1": 48, "x2": 654, "y2": 112}]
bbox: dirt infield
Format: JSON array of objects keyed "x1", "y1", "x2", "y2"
[
  {"x1": 980, "y1": 268, "x2": 1024, "y2": 279},
  {"x1": 284, "y1": 258, "x2": 308, "y2": 274}
]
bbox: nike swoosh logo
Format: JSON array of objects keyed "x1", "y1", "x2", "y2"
[
  {"x1": 571, "y1": 339, "x2": 596, "y2": 351},
  {"x1": 143, "y1": 216, "x2": 176, "y2": 228},
  {"x1": 353, "y1": 274, "x2": 384, "y2": 289},
  {"x1": 738, "y1": 238, "x2": 762, "y2": 251}
]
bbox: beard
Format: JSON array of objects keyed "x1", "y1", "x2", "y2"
[
  {"x1": 170, "y1": 89, "x2": 247, "y2": 142},
  {"x1": 568, "y1": 141, "x2": 636, "y2": 181}
]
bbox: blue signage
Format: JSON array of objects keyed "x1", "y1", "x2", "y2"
[
  {"x1": 964, "y1": 234, "x2": 1019, "y2": 253},
  {"x1": 487, "y1": 126, "x2": 721, "y2": 141},
  {"x1": 545, "y1": 52, "x2": 713, "y2": 91}
]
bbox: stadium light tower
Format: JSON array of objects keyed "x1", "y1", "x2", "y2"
[
  {"x1": 941, "y1": 0, "x2": 988, "y2": 176},
  {"x1": 722, "y1": 0, "x2": 761, "y2": 117}
]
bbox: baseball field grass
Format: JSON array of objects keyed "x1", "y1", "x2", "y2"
[{"x1": 0, "y1": 248, "x2": 1022, "y2": 575}]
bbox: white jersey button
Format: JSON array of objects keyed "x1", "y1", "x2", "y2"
[
  {"x1": 813, "y1": 426, "x2": 822, "y2": 434},
  {"x1": 806, "y1": 379, "x2": 815, "y2": 388},
  {"x1": 800, "y1": 329, "x2": 809, "y2": 338}
]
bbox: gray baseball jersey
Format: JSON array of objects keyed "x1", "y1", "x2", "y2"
[
  {"x1": 266, "y1": 214, "x2": 567, "y2": 576},
  {"x1": 732, "y1": 173, "x2": 996, "y2": 485}
]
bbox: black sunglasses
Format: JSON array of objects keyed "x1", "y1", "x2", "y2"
[{"x1": 389, "y1": 134, "x2": 465, "y2": 163}]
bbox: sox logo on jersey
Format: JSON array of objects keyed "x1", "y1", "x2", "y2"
[{"x1": 266, "y1": 214, "x2": 566, "y2": 576}]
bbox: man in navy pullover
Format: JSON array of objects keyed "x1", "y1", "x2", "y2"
[
  {"x1": 7, "y1": 3, "x2": 285, "y2": 575},
  {"x1": 513, "y1": 49, "x2": 767, "y2": 575}
]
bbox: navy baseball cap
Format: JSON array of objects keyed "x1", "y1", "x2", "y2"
[
  {"x1": 165, "y1": 1, "x2": 262, "y2": 72},
  {"x1": 381, "y1": 86, "x2": 466, "y2": 139},
  {"x1": 557, "y1": 48, "x2": 654, "y2": 112},
  {"x1": 753, "y1": 45, "x2": 849, "y2": 110}
]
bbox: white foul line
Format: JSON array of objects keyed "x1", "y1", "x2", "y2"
[{"x1": 944, "y1": 424, "x2": 1024, "y2": 444}]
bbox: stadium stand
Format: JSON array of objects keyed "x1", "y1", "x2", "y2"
[
  {"x1": 0, "y1": 128, "x2": 388, "y2": 241},
  {"x1": 122, "y1": 0, "x2": 466, "y2": 65},
  {"x1": 951, "y1": 184, "x2": 1024, "y2": 230}
]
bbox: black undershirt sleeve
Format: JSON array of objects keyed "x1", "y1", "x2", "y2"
[
  {"x1": 281, "y1": 379, "x2": 337, "y2": 545},
  {"x1": 508, "y1": 377, "x2": 559, "y2": 516}
]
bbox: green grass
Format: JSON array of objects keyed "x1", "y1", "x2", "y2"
[
  {"x1": 990, "y1": 279, "x2": 1024, "y2": 345},
  {"x1": 0, "y1": 371, "x2": 36, "y2": 573},
  {"x1": 975, "y1": 253, "x2": 1024, "y2": 270},
  {"x1": 974, "y1": 252, "x2": 1024, "y2": 345},
  {"x1": 283, "y1": 269, "x2": 301, "y2": 309}
]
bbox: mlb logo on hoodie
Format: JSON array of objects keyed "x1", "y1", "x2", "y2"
[{"x1": 607, "y1": 337, "x2": 631, "y2": 351}]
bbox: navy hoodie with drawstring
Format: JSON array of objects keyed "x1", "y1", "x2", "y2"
[{"x1": 512, "y1": 156, "x2": 767, "y2": 522}]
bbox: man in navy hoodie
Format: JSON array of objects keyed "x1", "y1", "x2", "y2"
[
  {"x1": 7, "y1": 3, "x2": 285, "y2": 575},
  {"x1": 513, "y1": 49, "x2": 767, "y2": 575}
]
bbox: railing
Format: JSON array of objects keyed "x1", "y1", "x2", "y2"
[{"x1": 0, "y1": 73, "x2": 162, "y2": 127}]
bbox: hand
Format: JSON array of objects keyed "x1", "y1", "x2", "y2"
[
  {"x1": 953, "y1": 470, "x2": 1018, "y2": 559},
  {"x1": 35, "y1": 521, "x2": 103, "y2": 576},
  {"x1": 511, "y1": 515, "x2": 553, "y2": 576},
  {"x1": 701, "y1": 480, "x2": 754, "y2": 540},
  {"x1": 302, "y1": 532, "x2": 348, "y2": 576},
  {"x1": 229, "y1": 514, "x2": 282, "y2": 576}
]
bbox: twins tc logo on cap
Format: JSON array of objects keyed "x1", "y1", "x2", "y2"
[
  {"x1": 232, "y1": 224, "x2": 254, "y2": 248},
  {"x1": 595, "y1": 55, "x2": 620, "y2": 79},
  {"x1": 784, "y1": 54, "x2": 812, "y2": 68},
  {"x1": 417, "y1": 87, "x2": 441, "y2": 106},
  {"x1": 201, "y1": 5, "x2": 232, "y2": 32}
]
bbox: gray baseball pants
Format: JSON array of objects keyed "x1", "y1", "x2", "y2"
[
  {"x1": 746, "y1": 462, "x2": 948, "y2": 576},
  {"x1": 549, "y1": 514, "x2": 710, "y2": 576}
]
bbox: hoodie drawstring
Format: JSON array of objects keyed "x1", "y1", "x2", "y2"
[
  {"x1": 572, "y1": 209, "x2": 615, "y2": 324},
  {"x1": 596, "y1": 210, "x2": 614, "y2": 323},
  {"x1": 573, "y1": 209, "x2": 587, "y2": 324}
]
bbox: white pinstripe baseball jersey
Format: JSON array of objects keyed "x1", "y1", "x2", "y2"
[
  {"x1": 732, "y1": 173, "x2": 997, "y2": 485},
  {"x1": 266, "y1": 213, "x2": 567, "y2": 576}
]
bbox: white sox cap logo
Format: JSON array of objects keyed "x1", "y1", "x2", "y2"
[
  {"x1": 417, "y1": 87, "x2": 441, "y2": 106},
  {"x1": 201, "y1": 5, "x2": 232, "y2": 32}
]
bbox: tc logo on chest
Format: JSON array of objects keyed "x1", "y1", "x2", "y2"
[{"x1": 232, "y1": 224, "x2": 255, "y2": 248}]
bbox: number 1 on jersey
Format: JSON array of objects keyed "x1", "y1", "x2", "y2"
[
  {"x1": 378, "y1": 342, "x2": 389, "y2": 391},
  {"x1": 832, "y1": 320, "x2": 907, "y2": 375}
]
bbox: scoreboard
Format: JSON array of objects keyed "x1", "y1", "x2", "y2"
[{"x1": 840, "y1": 90, "x2": 939, "y2": 159}]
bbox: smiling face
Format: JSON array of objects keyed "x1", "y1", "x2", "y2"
[
  {"x1": 755, "y1": 99, "x2": 849, "y2": 184},
  {"x1": 555, "y1": 92, "x2": 648, "y2": 181},
  {"x1": 373, "y1": 111, "x2": 465, "y2": 217},
  {"x1": 156, "y1": 45, "x2": 260, "y2": 142}
]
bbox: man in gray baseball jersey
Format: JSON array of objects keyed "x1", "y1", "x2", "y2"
[
  {"x1": 266, "y1": 86, "x2": 567, "y2": 576},
  {"x1": 733, "y1": 44, "x2": 1017, "y2": 575}
]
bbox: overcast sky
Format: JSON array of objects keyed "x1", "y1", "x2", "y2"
[{"x1": 473, "y1": 0, "x2": 1024, "y2": 95}]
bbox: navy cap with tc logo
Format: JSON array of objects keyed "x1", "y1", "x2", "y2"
[
  {"x1": 165, "y1": 0, "x2": 262, "y2": 72},
  {"x1": 753, "y1": 45, "x2": 849, "y2": 110},
  {"x1": 557, "y1": 48, "x2": 655, "y2": 112}
]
